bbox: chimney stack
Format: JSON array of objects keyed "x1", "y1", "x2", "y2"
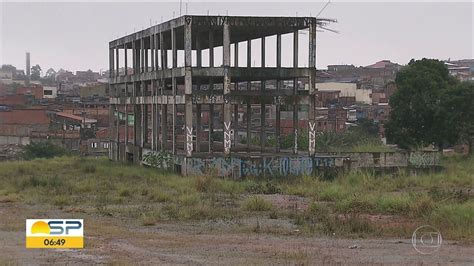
[{"x1": 26, "y1": 52, "x2": 30, "y2": 85}]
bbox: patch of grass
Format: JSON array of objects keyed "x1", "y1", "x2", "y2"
[
  {"x1": 243, "y1": 196, "x2": 273, "y2": 211},
  {"x1": 140, "y1": 209, "x2": 162, "y2": 226},
  {"x1": 52, "y1": 195, "x2": 71, "y2": 207},
  {"x1": 427, "y1": 200, "x2": 474, "y2": 241},
  {"x1": 195, "y1": 175, "x2": 214, "y2": 192},
  {"x1": 0, "y1": 155, "x2": 472, "y2": 241}
]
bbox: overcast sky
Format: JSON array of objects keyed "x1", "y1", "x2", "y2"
[{"x1": 0, "y1": 1, "x2": 472, "y2": 73}]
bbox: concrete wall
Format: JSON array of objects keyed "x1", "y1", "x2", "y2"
[
  {"x1": 43, "y1": 86, "x2": 58, "y2": 99},
  {"x1": 355, "y1": 88, "x2": 372, "y2": 104},
  {"x1": 316, "y1": 82, "x2": 372, "y2": 104},
  {"x1": 317, "y1": 82, "x2": 356, "y2": 98},
  {"x1": 136, "y1": 148, "x2": 440, "y2": 178},
  {"x1": 0, "y1": 135, "x2": 30, "y2": 145},
  {"x1": 182, "y1": 155, "x2": 347, "y2": 178}
]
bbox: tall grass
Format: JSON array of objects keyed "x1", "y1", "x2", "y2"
[{"x1": 0, "y1": 155, "x2": 471, "y2": 241}]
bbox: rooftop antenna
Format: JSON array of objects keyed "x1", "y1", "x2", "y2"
[
  {"x1": 150, "y1": 19, "x2": 152, "y2": 26},
  {"x1": 173, "y1": 11, "x2": 175, "y2": 18},
  {"x1": 180, "y1": 0, "x2": 182, "y2": 16},
  {"x1": 161, "y1": 16, "x2": 163, "y2": 22},
  {"x1": 207, "y1": 10, "x2": 209, "y2": 16},
  {"x1": 316, "y1": 0, "x2": 331, "y2": 18}
]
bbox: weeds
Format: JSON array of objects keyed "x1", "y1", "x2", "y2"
[
  {"x1": 243, "y1": 196, "x2": 273, "y2": 211},
  {"x1": 0, "y1": 155, "x2": 471, "y2": 241}
]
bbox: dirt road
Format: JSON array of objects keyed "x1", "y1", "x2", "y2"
[{"x1": 1, "y1": 202, "x2": 472, "y2": 265}]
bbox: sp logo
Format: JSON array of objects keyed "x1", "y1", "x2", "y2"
[
  {"x1": 47, "y1": 220, "x2": 82, "y2": 235},
  {"x1": 26, "y1": 219, "x2": 84, "y2": 249}
]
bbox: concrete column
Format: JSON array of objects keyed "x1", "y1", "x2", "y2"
[
  {"x1": 234, "y1": 42, "x2": 239, "y2": 67},
  {"x1": 144, "y1": 39, "x2": 149, "y2": 73},
  {"x1": 151, "y1": 81, "x2": 156, "y2": 150},
  {"x1": 159, "y1": 33, "x2": 166, "y2": 150},
  {"x1": 150, "y1": 35, "x2": 155, "y2": 72},
  {"x1": 196, "y1": 33, "x2": 202, "y2": 68},
  {"x1": 223, "y1": 22, "x2": 232, "y2": 156},
  {"x1": 115, "y1": 105, "x2": 120, "y2": 160},
  {"x1": 246, "y1": 101, "x2": 251, "y2": 152},
  {"x1": 161, "y1": 94, "x2": 168, "y2": 151},
  {"x1": 247, "y1": 40, "x2": 251, "y2": 68},
  {"x1": 196, "y1": 34, "x2": 202, "y2": 153},
  {"x1": 260, "y1": 37, "x2": 266, "y2": 152},
  {"x1": 115, "y1": 47, "x2": 119, "y2": 78},
  {"x1": 246, "y1": 39, "x2": 252, "y2": 152},
  {"x1": 124, "y1": 44, "x2": 127, "y2": 76},
  {"x1": 132, "y1": 41, "x2": 136, "y2": 75},
  {"x1": 209, "y1": 30, "x2": 214, "y2": 67},
  {"x1": 308, "y1": 20, "x2": 317, "y2": 156},
  {"x1": 233, "y1": 103, "x2": 238, "y2": 146},
  {"x1": 208, "y1": 81, "x2": 214, "y2": 153},
  {"x1": 208, "y1": 29, "x2": 214, "y2": 153},
  {"x1": 124, "y1": 103, "x2": 128, "y2": 145},
  {"x1": 155, "y1": 79, "x2": 163, "y2": 150},
  {"x1": 260, "y1": 100, "x2": 265, "y2": 152},
  {"x1": 134, "y1": 100, "x2": 141, "y2": 147},
  {"x1": 171, "y1": 28, "x2": 177, "y2": 155},
  {"x1": 275, "y1": 34, "x2": 282, "y2": 153},
  {"x1": 196, "y1": 104, "x2": 201, "y2": 153},
  {"x1": 108, "y1": 103, "x2": 113, "y2": 159},
  {"x1": 161, "y1": 32, "x2": 168, "y2": 69},
  {"x1": 233, "y1": 52, "x2": 238, "y2": 146},
  {"x1": 109, "y1": 47, "x2": 114, "y2": 78},
  {"x1": 276, "y1": 34, "x2": 281, "y2": 68},
  {"x1": 275, "y1": 94, "x2": 281, "y2": 153},
  {"x1": 141, "y1": 85, "x2": 147, "y2": 147},
  {"x1": 140, "y1": 38, "x2": 144, "y2": 73},
  {"x1": 155, "y1": 34, "x2": 159, "y2": 71},
  {"x1": 293, "y1": 30, "x2": 299, "y2": 154},
  {"x1": 184, "y1": 22, "x2": 193, "y2": 157}
]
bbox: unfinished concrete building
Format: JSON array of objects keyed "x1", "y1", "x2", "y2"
[{"x1": 108, "y1": 15, "x2": 339, "y2": 177}]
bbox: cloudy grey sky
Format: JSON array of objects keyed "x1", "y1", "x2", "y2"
[{"x1": 0, "y1": 1, "x2": 472, "y2": 73}]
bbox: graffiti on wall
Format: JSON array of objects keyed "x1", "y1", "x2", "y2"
[
  {"x1": 186, "y1": 156, "x2": 337, "y2": 178},
  {"x1": 308, "y1": 122, "x2": 316, "y2": 154},
  {"x1": 224, "y1": 122, "x2": 232, "y2": 154},
  {"x1": 408, "y1": 152, "x2": 440, "y2": 168},
  {"x1": 186, "y1": 126, "x2": 193, "y2": 156},
  {"x1": 142, "y1": 150, "x2": 175, "y2": 169}
]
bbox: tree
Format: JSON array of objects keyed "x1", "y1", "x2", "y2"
[
  {"x1": 443, "y1": 82, "x2": 474, "y2": 155},
  {"x1": 385, "y1": 58, "x2": 458, "y2": 150},
  {"x1": 22, "y1": 141, "x2": 66, "y2": 160},
  {"x1": 30, "y1": 64, "x2": 42, "y2": 80},
  {"x1": 45, "y1": 68, "x2": 56, "y2": 80}
]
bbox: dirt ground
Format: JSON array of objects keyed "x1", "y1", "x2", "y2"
[{"x1": 1, "y1": 202, "x2": 472, "y2": 265}]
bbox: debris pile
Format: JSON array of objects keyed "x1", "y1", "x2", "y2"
[{"x1": 0, "y1": 144, "x2": 23, "y2": 161}]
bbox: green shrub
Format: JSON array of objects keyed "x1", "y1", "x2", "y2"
[
  {"x1": 243, "y1": 196, "x2": 273, "y2": 211},
  {"x1": 22, "y1": 141, "x2": 67, "y2": 160},
  {"x1": 245, "y1": 181, "x2": 281, "y2": 194}
]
